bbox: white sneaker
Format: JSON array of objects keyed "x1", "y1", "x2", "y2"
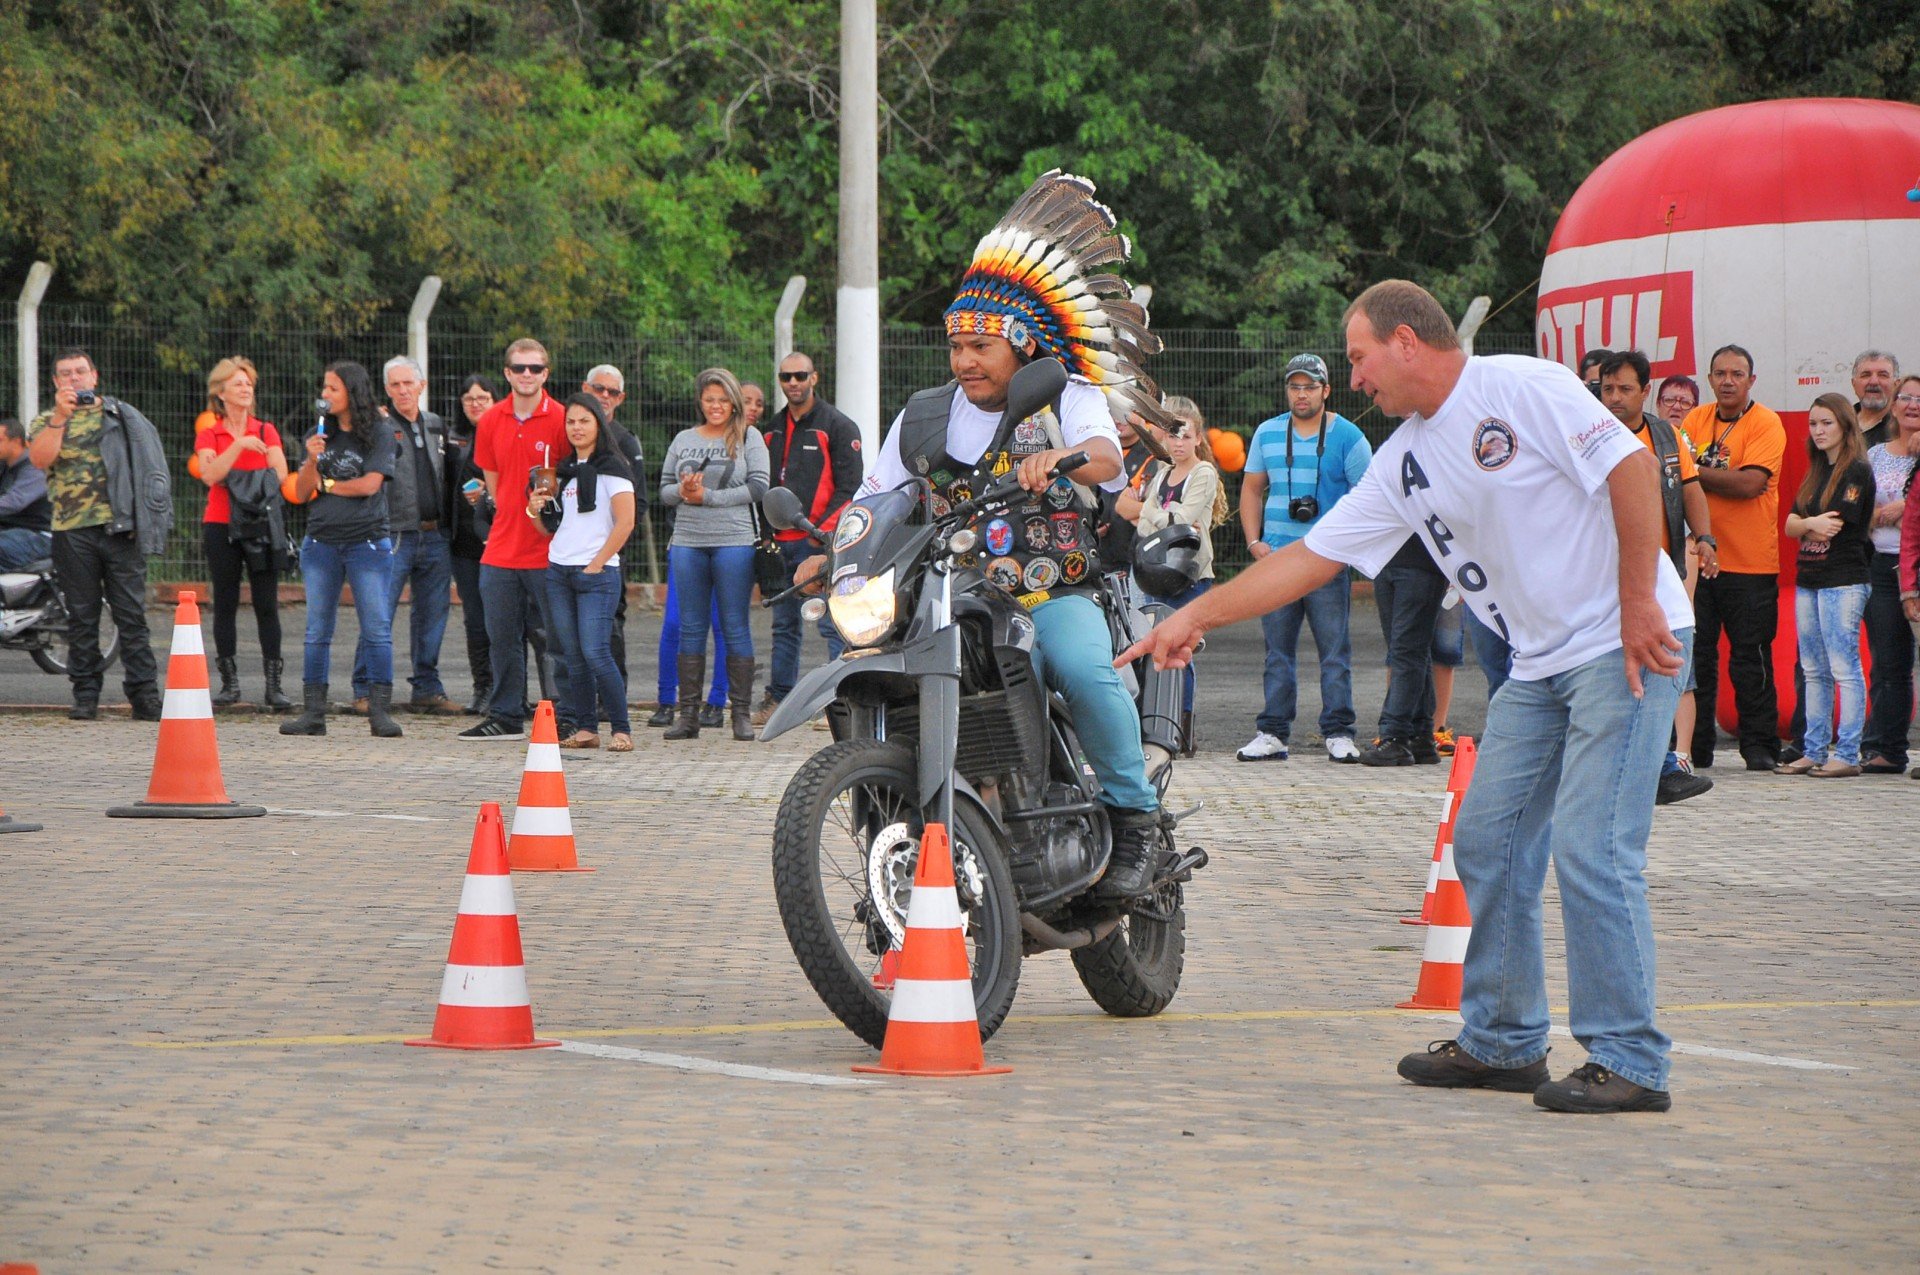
[
  {"x1": 1236, "y1": 732, "x2": 1289, "y2": 761},
  {"x1": 1325, "y1": 735, "x2": 1361, "y2": 763}
]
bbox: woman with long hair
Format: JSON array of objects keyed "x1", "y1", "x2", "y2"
[
  {"x1": 1860, "y1": 373, "x2": 1920, "y2": 773},
  {"x1": 658, "y1": 367, "x2": 769, "y2": 740},
  {"x1": 280, "y1": 360, "x2": 402, "y2": 738},
  {"x1": 529, "y1": 393, "x2": 637, "y2": 751},
  {"x1": 1122, "y1": 395, "x2": 1225, "y2": 750},
  {"x1": 194, "y1": 356, "x2": 290, "y2": 710},
  {"x1": 1779, "y1": 393, "x2": 1874, "y2": 776}
]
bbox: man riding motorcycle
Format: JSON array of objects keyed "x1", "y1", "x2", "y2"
[{"x1": 796, "y1": 171, "x2": 1179, "y2": 898}]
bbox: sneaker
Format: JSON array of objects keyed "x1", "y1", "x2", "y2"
[
  {"x1": 1410, "y1": 733, "x2": 1441, "y2": 765},
  {"x1": 407, "y1": 693, "x2": 464, "y2": 717},
  {"x1": 1236, "y1": 732, "x2": 1289, "y2": 761},
  {"x1": 750, "y1": 691, "x2": 782, "y2": 728},
  {"x1": 458, "y1": 717, "x2": 526, "y2": 741},
  {"x1": 1533, "y1": 1062, "x2": 1671, "y2": 1113},
  {"x1": 1325, "y1": 735, "x2": 1360, "y2": 763},
  {"x1": 698, "y1": 702, "x2": 725, "y2": 729},
  {"x1": 1433, "y1": 727, "x2": 1456, "y2": 756},
  {"x1": 1396, "y1": 1040, "x2": 1548, "y2": 1092},
  {"x1": 1359, "y1": 736, "x2": 1417, "y2": 767},
  {"x1": 1656, "y1": 767, "x2": 1713, "y2": 804}
]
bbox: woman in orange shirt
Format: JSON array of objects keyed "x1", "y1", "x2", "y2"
[{"x1": 195, "y1": 357, "x2": 291, "y2": 710}]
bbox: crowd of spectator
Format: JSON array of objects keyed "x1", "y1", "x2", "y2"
[{"x1": 4, "y1": 338, "x2": 1916, "y2": 783}]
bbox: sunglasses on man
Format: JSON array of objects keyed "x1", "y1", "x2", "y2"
[
  {"x1": 777, "y1": 371, "x2": 812, "y2": 383},
  {"x1": 507, "y1": 363, "x2": 547, "y2": 375},
  {"x1": 586, "y1": 383, "x2": 624, "y2": 397}
]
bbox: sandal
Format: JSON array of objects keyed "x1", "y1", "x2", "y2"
[
  {"x1": 609, "y1": 732, "x2": 634, "y2": 752},
  {"x1": 559, "y1": 733, "x2": 600, "y2": 750}
]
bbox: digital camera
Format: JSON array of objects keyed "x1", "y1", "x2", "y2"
[
  {"x1": 73, "y1": 390, "x2": 98, "y2": 407},
  {"x1": 1289, "y1": 494, "x2": 1320, "y2": 522}
]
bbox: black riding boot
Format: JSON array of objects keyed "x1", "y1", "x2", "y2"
[
  {"x1": 213, "y1": 656, "x2": 242, "y2": 707},
  {"x1": 663, "y1": 654, "x2": 705, "y2": 740},
  {"x1": 261, "y1": 658, "x2": 292, "y2": 712},
  {"x1": 1096, "y1": 806, "x2": 1164, "y2": 899},
  {"x1": 367, "y1": 683, "x2": 404, "y2": 738},
  {"x1": 726, "y1": 656, "x2": 757, "y2": 741},
  {"x1": 280, "y1": 683, "x2": 328, "y2": 736}
]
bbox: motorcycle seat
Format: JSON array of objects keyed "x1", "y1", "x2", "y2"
[{"x1": 16, "y1": 558, "x2": 52, "y2": 575}]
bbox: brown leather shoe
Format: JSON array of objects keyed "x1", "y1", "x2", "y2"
[
  {"x1": 408, "y1": 693, "x2": 464, "y2": 716},
  {"x1": 349, "y1": 696, "x2": 369, "y2": 717},
  {"x1": 1397, "y1": 1040, "x2": 1549, "y2": 1092},
  {"x1": 1534, "y1": 1062, "x2": 1671, "y2": 1113},
  {"x1": 1808, "y1": 759, "x2": 1860, "y2": 777}
]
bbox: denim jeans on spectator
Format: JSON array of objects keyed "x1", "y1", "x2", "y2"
[
  {"x1": 1466, "y1": 609, "x2": 1513, "y2": 698},
  {"x1": 1797, "y1": 583, "x2": 1870, "y2": 765},
  {"x1": 1452, "y1": 629, "x2": 1690, "y2": 1093},
  {"x1": 1861, "y1": 551, "x2": 1915, "y2": 767},
  {"x1": 544, "y1": 563, "x2": 629, "y2": 736},
  {"x1": 480, "y1": 563, "x2": 549, "y2": 729},
  {"x1": 657, "y1": 562, "x2": 729, "y2": 706},
  {"x1": 770, "y1": 537, "x2": 844, "y2": 700},
  {"x1": 1691, "y1": 571, "x2": 1778, "y2": 762},
  {"x1": 1256, "y1": 569, "x2": 1354, "y2": 741},
  {"x1": 51, "y1": 525, "x2": 158, "y2": 702},
  {"x1": 1146, "y1": 577, "x2": 1211, "y2": 712},
  {"x1": 1373, "y1": 565, "x2": 1446, "y2": 739},
  {"x1": 354, "y1": 529, "x2": 453, "y2": 700},
  {"x1": 300, "y1": 535, "x2": 394, "y2": 687},
  {"x1": 670, "y1": 544, "x2": 756, "y2": 660},
  {"x1": 0, "y1": 526, "x2": 52, "y2": 571}
]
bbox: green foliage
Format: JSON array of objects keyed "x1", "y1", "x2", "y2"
[{"x1": 2, "y1": 0, "x2": 1907, "y2": 347}]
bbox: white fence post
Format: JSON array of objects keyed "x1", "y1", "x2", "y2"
[
  {"x1": 15, "y1": 261, "x2": 54, "y2": 424},
  {"x1": 408, "y1": 275, "x2": 443, "y2": 396},
  {"x1": 775, "y1": 275, "x2": 807, "y2": 375},
  {"x1": 1456, "y1": 296, "x2": 1492, "y2": 356}
]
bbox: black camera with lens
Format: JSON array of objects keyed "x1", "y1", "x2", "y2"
[
  {"x1": 73, "y1": 389, "x2": 98, "y2": 407},
  {"x1": 1288, "y1": 494, "x2": 1320, "y2": 523}
]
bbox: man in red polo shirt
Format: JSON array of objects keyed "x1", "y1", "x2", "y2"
[{"x1": 459, "y1": 337, "x2": 569, "y2": 741}]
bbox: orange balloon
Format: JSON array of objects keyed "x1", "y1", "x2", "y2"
[
  {"x1": 187, "y1": 452, "x2": 203, "y2": 480},
  {"x1": 281, "y1": 473, "x2": 307, "y2": 504},
  {"x1": 1208, "y1": 428, "x2": 1247, "y2": 473}
]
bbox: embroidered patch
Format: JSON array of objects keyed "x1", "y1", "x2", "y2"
[
  {"x1": 1044, "y1": 480, "x2": 1075, "y2": 510},
  {"x1": 1022, "y1": 517, "x2": 1052, "y2": 552},
  {"x1": 1016, "y1": 589, "x2": 1051, "y2": 611},
  {"x1": 1023, "y1": 557, "x2": 1061, "y2": 590},
  {"x1": 986, "y1": 558, "x2": 1023, "y2": 591},
  {"x1": 928, "y1": 493, "x2": 952, "y2": 518},
  {"x1": 1049, "y1": 512, "x2": 1083, "y2": 551},
  {"x1": 985, "y1": 519, "x2": 1014, "y2": 556},
  {"x1": 1013, "y1": 419, "x2": 1048, "y2": 448},
  {"x1": 1472, "y1": 418, "x2": 1518, "y2": 471},
  {"x1": 1061, "y1": 550, "x2": 1089, "y2": 584}
]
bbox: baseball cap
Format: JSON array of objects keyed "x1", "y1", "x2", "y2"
[{"x1": 1284, "y1": 353, "x2": 1330, "y2": 385}]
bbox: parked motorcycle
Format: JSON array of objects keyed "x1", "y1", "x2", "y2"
[
  {"x1": 0, "y1": 558, "x2": 116, "y2": 676},
  {"x1": 760, "y1": 358, "x2": 1207, "y2": 1050}
]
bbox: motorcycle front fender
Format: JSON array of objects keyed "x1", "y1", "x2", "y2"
[{"x1": 758, "y1": 649, "x2": 912, "y2": 741}]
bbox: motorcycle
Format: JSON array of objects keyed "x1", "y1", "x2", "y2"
[
  {"x1": 759, "y1": 358, "x2": 1207, "y2": 1050},
  {"x1": 0, "y1": 556, "x2": 117, "y2": 676}
]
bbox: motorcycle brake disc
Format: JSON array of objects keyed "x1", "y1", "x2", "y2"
[{"x1": 865, "y1": 821, "x2": 983, "y2": 949}]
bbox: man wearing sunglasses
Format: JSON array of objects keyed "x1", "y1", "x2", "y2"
[
  {"x1": 755, "y1": 352, "x2": 863, "y2": 725},
  {"x1": 582, "y1": 365, "x2": 648, "y2": 697},
  {"x1": 461, "y1": 338, "x2": 569, "y2": 741}
]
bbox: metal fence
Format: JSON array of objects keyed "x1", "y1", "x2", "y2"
[{"x1": 0, "y1": 304, "x2": 1534, "y2": 582}]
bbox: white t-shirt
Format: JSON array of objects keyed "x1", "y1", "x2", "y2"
[
  {"x1": 1304, "y1": 355, "x2": 1693, "y2": 682},
  {"x1": 549, "y1": 474, "x2": 635, "y2": 567},
  {"x1": 861, "y1": 379, "x2": 1127, "y2": 496}
]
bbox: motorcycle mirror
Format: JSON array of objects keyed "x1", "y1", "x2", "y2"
[
  {"x1": 761, "y1": 487, "x2": 804, "y2": 531},
  {"x1": 996, "y1": 357, "x2": 1068, "y2": 435}
]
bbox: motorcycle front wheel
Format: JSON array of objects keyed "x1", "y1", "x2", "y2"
[
  {"x1": 771, "y1": 738, "x2": 1021, "y2": 1051},
  {"x1": 31, "y1": 613, "x2": 118, "y2": 676}
]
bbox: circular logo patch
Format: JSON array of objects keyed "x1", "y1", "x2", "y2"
[
  {"x1": 1472, "y1": 418, "x2": 1517, "y2": 471},
  {"x1": 985, "y1": 519, "x2": 1014, "y2": 556},
  {"x1": 1044, "y1": 480, "x2": 1075, "y2": 510},
  {"x1": 1060, "y1": 550, "x2": 1089, "y2": 584},
  {"x1": 1023, "y1": 517, "x2": 1052, "y2": 552},
  {"x1": 986, "y1": 558, "x2": 1023, "y2": 591},
  {"x1": 833, "y1": 505, "x2": 873, "y2": 550},
  {"x1": 1022, "y1": 557, "x2": 1061, "y2": 590}
]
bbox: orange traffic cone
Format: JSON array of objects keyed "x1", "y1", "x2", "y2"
[
  {"x1": 853, "y1": 822, "x2": 1011, "y2": 1077},
  {"x1": 1397, "y1": 831, "x2": 1472, "y2": 1011},
  {"x1": 407, "y1": 803, "x2": 559, "y2": 1051},
  {"x1": 0, "y1": 797, "x2": 43, "y2": 835},
  {"x1": 507, "y1": 701, "x2": 593, "y2": 872},
  {"x1": 107, "y1": 592, "x2": 265, "y2": 819},
  {"x1": 1402, "y1": 736, "x2": 1477, "y2": 925}
]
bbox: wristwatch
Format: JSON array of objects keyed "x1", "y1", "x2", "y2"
[
  {"x1": 1692, "y1": 534, "x2": 1717, "y2": 549},
  {"x1": 321, "y1": 476, "x2": 336, "y2": 494}
]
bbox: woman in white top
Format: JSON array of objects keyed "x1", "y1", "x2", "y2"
[{"x1": 529, "y1": 393, "x2": 637, "y2": 750}]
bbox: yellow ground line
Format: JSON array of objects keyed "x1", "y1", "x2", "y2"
[{"x1": 129, "y1": 998, "x2": 1920, "y2": 1051}]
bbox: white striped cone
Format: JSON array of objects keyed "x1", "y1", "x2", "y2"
[
  {"x1": 408, "y1": 803, "x2": 558, "y2": 1050},
  {"x1": 1401, "y1": 791, "x2": 1457, "y2": 926},
  {"x1": 507, "y1": 701, "x2": 592, "y2": 872},
  {"x1": 854, "y1": 823, "x2": 1011, "y2": 1077},
  {"x1": 1397, "y1": 837, "x2": 1472, "y2": 1011}
]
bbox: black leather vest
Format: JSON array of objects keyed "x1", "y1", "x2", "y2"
[{"x1": 896, "y1": 382, "x2": 1101, "y2": 607}]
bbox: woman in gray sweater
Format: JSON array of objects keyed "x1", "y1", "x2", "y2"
[{"x1": 659, "y1": 366, "x2": 770, "y2": 740}]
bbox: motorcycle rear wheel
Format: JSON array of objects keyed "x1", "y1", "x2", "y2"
[
  {"x1": 771, "y1": 738, "x2": 1021, "y2": 1051},
  {"x1": 1071, "y1": 891, "x2": 1186, "y2": 1017},
  {"x1": 31, "y1": 614, "x2": 119, "y2": 676}
]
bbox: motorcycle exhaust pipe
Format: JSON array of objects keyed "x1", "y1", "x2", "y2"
[
  {"x1": 1138, "y1": 656, "x2": 1184, "y2": 776},
  {"x1": 1019, "y1": 912, "x2": 1124, "y2": 951}
]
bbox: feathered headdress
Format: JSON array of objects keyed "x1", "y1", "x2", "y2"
[{"x1": 944, "y1": 170, "x2": 1174, "y2": 456}]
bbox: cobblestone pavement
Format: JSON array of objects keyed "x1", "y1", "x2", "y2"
[{"x1": 3, "y1": 609, "x2": 1917, "y2": 1270}]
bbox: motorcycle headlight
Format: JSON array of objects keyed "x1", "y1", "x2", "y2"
[{"x1": 827, "y1": 568, "x2": 897, "y2": 648}]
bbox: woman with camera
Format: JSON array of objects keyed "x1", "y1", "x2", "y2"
[
  {"x1": 194, "y1": 356, "x2": 290, "y2": 711},
  {"x1": 279, "y1": 360, "x2": 402, "y2": 738},
  {"x1": 658, "y1": 367, "x2": 769, "y2": 741},
  {"x1": 527, "y1": 394, "x2": 637, "y2": 751}
]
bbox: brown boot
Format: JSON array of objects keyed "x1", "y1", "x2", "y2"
[
  {"x1": 726, "y1": 656, "x2": 757, "y2": 741},
  {"x1": 663, "y1": 653, "x2": 705, "y2": 740}
]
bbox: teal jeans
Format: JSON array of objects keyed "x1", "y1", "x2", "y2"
[{"x1": 1028, "y1": 593, "x2": 1157, "y2": 811}]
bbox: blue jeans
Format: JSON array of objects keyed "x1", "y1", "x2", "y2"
[
  {"x1": 1257, "y1": 570, "x2": 1354, "y2": 740},
  {"x1": 1452, "y1": 629, "x2": 1691, "y2": 1092},
  {"x1": 480, "y1": 564, "x2": 549, "y2": 729},
  {"x1": 670, "y1": 544, "x2": 755, "y2": 660},
  {"x1": 657, "y1": 562, "x2": 729, "y2": 705},
  {"x1": 1466, "y1": 609, "x2": 1513, "y2": 698},
  {"x1": 1796, "y1": 584, "x2": 1869, "y2": 765},
  {"x1": 770, "y1": 537, "x2": 845, "y2": 700},
  {"x1": 1030, "y1": 593, "x2": 1157, "y2": 811},
  {"x1": 1374, "y1": 565, "x2": 1447, "y2": 739},
  {"x1": 0, "y1": 526, "x2": 52, "y2": 571},
  {"x1": 354, "y1": 529, "x2": 453, "y2": 700},
  {"x1": 1146, "y1": 577, "x2": 1211, "y2": 712},
  {"x1": 545, "y1": 564, "x2": 630, "y2": 736},
  {"x1": 301, "y1": 536, "x2": 394, "y2": 687}
]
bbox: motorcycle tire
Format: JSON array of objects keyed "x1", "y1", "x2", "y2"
[
  {"x1": 1071, "y1": 898, "x2": 1186, "y2": 1018},
  {"x1": 771, "y1": 738, "x2": 1021, "y2": 1051},
  {"x1": 31, "y1": 614, "x2": 119, "y2": 676}
]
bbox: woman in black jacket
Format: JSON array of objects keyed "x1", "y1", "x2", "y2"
[{"x1": 447, "y1": 374, "x2": 498, "y2": 713}]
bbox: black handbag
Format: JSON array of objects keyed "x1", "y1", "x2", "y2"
[{"x1": 751, "y1": 502, "x2": 791, "y2": 597}]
